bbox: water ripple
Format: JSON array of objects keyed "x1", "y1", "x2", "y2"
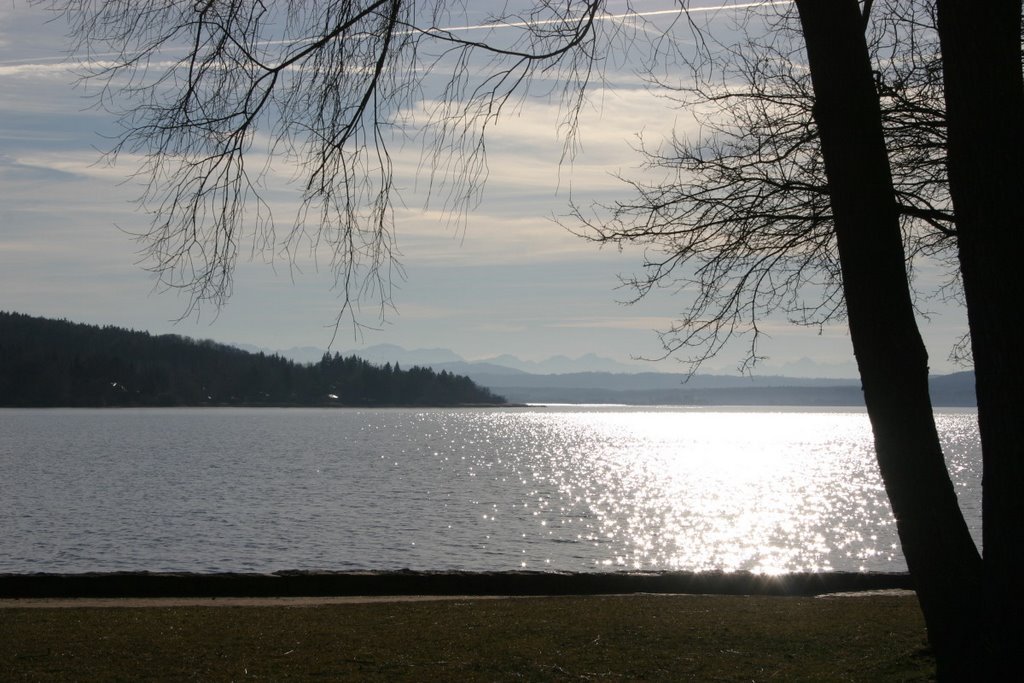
[{"x1": 0, "y1": 406, "x2": 981, "y2": 574}]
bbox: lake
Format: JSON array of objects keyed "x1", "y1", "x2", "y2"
[{"x1": 0, "y1": 406, "x2": 981, "y2": 575}]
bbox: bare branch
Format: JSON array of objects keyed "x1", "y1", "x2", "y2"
[
  {"x1": 569, "y1": 0, "x2": 957, "y2": 372},
  {"x1": 40, "y1": 0, "x2": 613, "y2": 327}
]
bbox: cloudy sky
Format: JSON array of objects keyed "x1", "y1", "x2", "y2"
[{"x1": 0, "y1": 2, "x2": 970, "y2": 377}]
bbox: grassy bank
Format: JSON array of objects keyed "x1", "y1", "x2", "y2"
[{"x1": 1, "y1": 593, "x2": 933, "y2": 681}]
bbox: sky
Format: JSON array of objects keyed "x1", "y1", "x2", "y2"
[{"x1": 0, "y1": 2, "x2": 971, "y2": 378}]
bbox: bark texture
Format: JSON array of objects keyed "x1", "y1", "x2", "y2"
[
  {"x1": 937, "y1": 0, "x2": 1024, "y2": 673},
  {"x1": 795, "y1": 1, "x2": 983, "y2": 678}
]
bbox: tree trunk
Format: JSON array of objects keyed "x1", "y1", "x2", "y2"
[
  {"x1": 794, "y1": 2, "x2": 983, "y2": 678},
  {"x1": 936, "y1": 0, "x2": 1024, "y2": 673}
]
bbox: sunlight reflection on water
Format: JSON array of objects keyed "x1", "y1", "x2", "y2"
[
  {"x1": 0, "y1": 406, "x2": 981, "y2": 574},
  {"x1": 450, "y1": 408, "x2": 890, "y2": 573}
]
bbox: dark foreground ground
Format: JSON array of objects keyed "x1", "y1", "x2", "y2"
[{"x1": 0, "y1": 572, "x2": 933, "y2": 682}]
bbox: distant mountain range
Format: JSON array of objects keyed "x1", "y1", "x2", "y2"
[
  {"x1": 446, "y1": 369, "x2": 975, "y2": 407},
  {"x1": 238, "y1": 342, "x2": 976, "y2": 407},
  {"x1": 235, "y1": 342, "x2": 652, "y2": 375}
]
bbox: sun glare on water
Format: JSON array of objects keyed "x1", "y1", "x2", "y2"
[
  {"x1": 506, "y1": 408, "x2": 895, "y2": 574},
  {"x1": 2, "y1": 406, "x2": 979, "y2": 574}
]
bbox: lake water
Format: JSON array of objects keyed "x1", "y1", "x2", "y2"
[{"x1": 0, "y1": 406, "x2": 981, "y2": 575}]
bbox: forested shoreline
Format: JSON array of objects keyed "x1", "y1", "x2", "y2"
[{"x1": 0, "y1": 312, "x2": 505, "y2": 407}]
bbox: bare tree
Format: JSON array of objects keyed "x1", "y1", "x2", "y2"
[
  {"x1": 45, "y1": 0, "x2": 606, "y2": 323},
  {"x1": 43, "y1": 0, "x2": 1023, "y2": 677},
  {"x1": 796, "y1": 2, "x2": 981, "y2": 678},
  {"x1": 935, "y1": 0, "x2": 1024, "y2": 673},
  {"x1": 572, "y1": 14, "x2": 840, "y2": 371},
  {"x1": 572, "y1": 5, "x2": 987, "y2": 674},
  {"x1": 573, "y1": 0, "x2": 955, "y2": 372}
]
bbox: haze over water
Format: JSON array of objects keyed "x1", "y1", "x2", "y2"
[{"x1": 1, "y1": 406, "x2": 981, "y2": 574}]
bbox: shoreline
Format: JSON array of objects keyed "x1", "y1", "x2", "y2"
[
  {"x1": 0, "y1": 590, "x2": 915, "y2": 609},
  {"x1": 0, "y1": 569, "x2": 914, "y2": 601}
]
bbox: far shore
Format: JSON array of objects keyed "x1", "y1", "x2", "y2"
[{"x1": 0, "y1": 402, "x2": 530, "y2": 409}]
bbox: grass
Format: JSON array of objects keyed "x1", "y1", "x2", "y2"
[{"x1": 1, "y1": 593, "x2": 934, "y2": 682}]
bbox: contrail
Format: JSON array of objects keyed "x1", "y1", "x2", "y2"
[
  {"x1": 433, "y1": 1, "x2": 792, "y2": 33},
  {"x1": 0, "y1": 1, "x2": 791, "y2": 75}
]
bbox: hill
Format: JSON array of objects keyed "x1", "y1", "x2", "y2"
[
  {"x1": 464, "y1": 370, "x2": 975, "y2": 407},
  {"x1": 0, "y1": 312, "x2": 505, "y2": 407},
  {"x1": 312, "y1": 344, "x2": 972, "y2": 406}
]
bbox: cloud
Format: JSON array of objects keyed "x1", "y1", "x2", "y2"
[
  {"x1": 0, "y1": 61, "x2": 60, "y2": 76},
  {"x1": 4, "y1": 149, "x2": 126, "y2": 181},
  {"x1": 546, "y1": 315, "x2": 672, "y2": 331},
  {"x1": 219, "y1": 85, "x2": 693, "y2": 271},
  {"x1": 0, "y1": 240, "x2": 51, "y2": 254},
  {"x1": 0, "y1": 2, "x2": 966, "y2": 372},
  {"x1": 0, "y1": 152, "x2": 81, "y2": 182}
]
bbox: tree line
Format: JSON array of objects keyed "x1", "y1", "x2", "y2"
[{"x1": 0, "y1": 312, "x2": 505, "y2": 407}]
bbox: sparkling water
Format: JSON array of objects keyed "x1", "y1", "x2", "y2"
[{"x1": 0, "y1": 406, "x2": 981, "y2": 574}]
